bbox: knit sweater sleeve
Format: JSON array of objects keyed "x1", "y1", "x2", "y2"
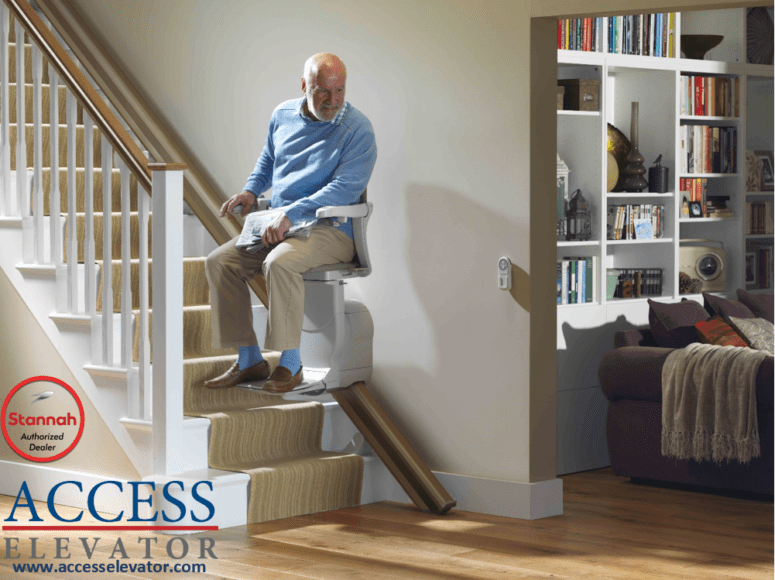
[
  {"x1": 243, "y1": 116, "x2": 276, "y2": 198},
  {"x1": 282, "y1": 119, "x2": 377, "y2": 225}
]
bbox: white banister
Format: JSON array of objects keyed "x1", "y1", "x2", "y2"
[
  {"x1": 49, "y1": 66, "x2": 61, "y2": 265},
  {"x1": 138, "y1": 182, "x2": 150, "y2": 420},
  {"x1": 0, "y1": 5, "x2": 9, "y2": 215},
  {"x1": 31, "y1": 43, "x2": 42, "y2": 262},
  {"x1": 15, "y1": 20, "x2": 26, "y2": 218},
  {"x1": 101, "y1": 138, "x2": 113, "y2": 365},
  {"x1": 83, "y1": 114, "x2": 95, "y2": 313},
  {"x1": 119, "y1": 157, "x2": 131, "y2": 368},
  {"x1": 150, "y1": 164, "x2": 185, "y2": 475},
  {"x1": 65, "y1": 90, "x2": 77, "y2": 310}
]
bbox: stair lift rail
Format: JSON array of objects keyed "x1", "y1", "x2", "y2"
[{"x1": 1, "y1": 0, "x2": 190, "y2": 475}]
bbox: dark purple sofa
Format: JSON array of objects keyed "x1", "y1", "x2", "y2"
[{"x1": 598, "y1": 320, "x2": 774, "y2": 496}]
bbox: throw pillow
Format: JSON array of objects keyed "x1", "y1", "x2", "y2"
[
  {"x1": 728, "y1": 316, "x2": 775, "y2": 354},
  {"x1": 736, "y1": 289, "x2": 774, "y2": 323},
  {"x1": 702, "y1": 292, "x2": 755, "y2": 323},
  {"x1": 695, "y1": 316, "x2": 748, "y2": 347},
  {"x1": 648, "y1": 299, "x2": 709, "y2": 349}
]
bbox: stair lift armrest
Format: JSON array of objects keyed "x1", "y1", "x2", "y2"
[
  {"x1": 316, "y1": 203, "x2": 370, "y2": 223},
  {"x1": 231, "y1": 194, "x2": 268, "y2": 215}
]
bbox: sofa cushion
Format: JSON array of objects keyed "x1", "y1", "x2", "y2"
[
  {"x1": 648, "y1": 299, "x2": 709, "y2": 349},
  {"x1": 702, "y1": 292, "x2": 755, "y2": 323},
  {"x1": 695, "y1": 316, "x2": 748, "y2": 348},
  {"x1": 728, "y1": 316, "x2": 775, "y2": 354},
  {"x1": 736, "y1": 289, "x2": 774, "y2": 323}
]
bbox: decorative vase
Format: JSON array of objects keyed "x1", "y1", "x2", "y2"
[{"x1": 622, "y1": 102, "x2": 648, "y2": 192}]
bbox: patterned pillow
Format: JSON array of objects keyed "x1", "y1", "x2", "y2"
[
  {"x1": 695, "y1": 316, "x2": 748, "y2": 348},
  {"x1": 728, "y1": 316, "x2": 775, "y2": 354}
]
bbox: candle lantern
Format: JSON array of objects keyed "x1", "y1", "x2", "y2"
[{"x1": 565, "y1": 189, "x2": 592, "y2": 241}]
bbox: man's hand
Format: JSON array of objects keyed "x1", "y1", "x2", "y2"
[
  {"x1": 261, "y1": 212, "x2": 292, "y2": 246},
  {"x1": 220, "y1": 191, "x2": 256, "y2": 218}
]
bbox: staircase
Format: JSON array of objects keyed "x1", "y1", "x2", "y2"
[{"x1": 0, "y1": 1, "x2": 399, "y2": 528}]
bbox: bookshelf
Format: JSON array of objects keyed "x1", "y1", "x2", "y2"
[{"x1": 555, "y1": 7, "x2": 774, "y2": 475}]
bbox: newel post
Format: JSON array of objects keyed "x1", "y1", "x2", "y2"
[{"x1": 149, "y1": 163, "x2": 187, "y2": 475}]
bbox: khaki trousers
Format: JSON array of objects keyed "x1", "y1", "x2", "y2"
[{"x1": 205, "y1": 226, "x2": 355, "y2": 351}]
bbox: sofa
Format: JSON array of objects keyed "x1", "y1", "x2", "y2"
[{"x1": 598, "y1": 290, "x2": 774, "y2": 495}]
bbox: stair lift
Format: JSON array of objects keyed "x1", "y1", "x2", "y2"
[{"x1": 233, "y1": 191, "x2": 456, "y2": 514}]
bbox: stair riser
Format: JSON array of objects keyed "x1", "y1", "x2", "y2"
[
  {"x1": 65, "y1": 213, "x2": 151, "y2": 263},
  {"x1": 9, "y1": 123, "x2": 103, "y2": 170},
  {"x1": 132, "y1": 307, "x2": 234, "y2": 363},
  {"x1": 6, "y1": 42, "x2": 51, "y2": 85},
  {"x1": 1, "y1": 83, "x2": 83, "y2": 124},
  {"x1": 96, "y1": 258, "x2": 209, "y2": 312},
  {"x1": 40, "y1": 168, "x2": 140, "y2": 214}
]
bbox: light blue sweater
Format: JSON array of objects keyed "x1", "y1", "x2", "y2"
[{"x1": 244, "y1": 98, "x2": 377, "y2": 238}]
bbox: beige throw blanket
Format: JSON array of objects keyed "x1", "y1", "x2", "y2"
[{"x1": 662, "y1": 342, "x2": 771, "y2": 464}]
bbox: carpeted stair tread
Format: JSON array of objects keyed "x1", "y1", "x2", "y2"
[
  {"x1": 40, "y1": 167, "x2": 139, "y2": 215},
  {"x1": 7, "y1": 43, "x2": 52, "y2": 85},
  {"x1": 65, "y1": 212, "x2": 151, "y2": 262},
  {"x1": 2, "y1": 83, "x2": 82, "y2": 125},
  {"x1": 183, "y1": 354, "x2": 286, "y2": 414},
  {"x1": 131, "y1": 305, "x2": 234, "y2": 362},
  {"x1": 97, "y1": 257, "x2": 207, "y2": 312},
  {"x1": 9, "y1": 122, "x2": 102, "y2": 170},
  {"x1": 204, "y1": 399, "x2": 363, "y2": 524}
]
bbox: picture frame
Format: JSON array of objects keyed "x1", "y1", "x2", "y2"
[
  {"x1": 746, "y1": 252, "x2": 757, "y2": 284},
  {"x1": 755, "y1": 151, "x2": 774, "y2": 191},
  {"x1": 688, "y1": 201, "x2": 703, "y2": 218}
]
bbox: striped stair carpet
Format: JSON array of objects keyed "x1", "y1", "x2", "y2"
[{"x1": 7, "y1": 19, "x2": 363, "y2": 523}]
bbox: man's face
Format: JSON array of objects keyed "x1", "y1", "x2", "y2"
[{"x1": 302, "y1": 67, "x2": 346, "y2": 122}]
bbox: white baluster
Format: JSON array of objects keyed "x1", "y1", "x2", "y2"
[
  {"x1": 138, "y1": 183, "x2": 150, "y2": 420},
  {"x1": 31, "y1": 44, "x2": 42, "y2": 263},
  {"x1": 151, "y1": 164, "x2": 185, "y2": 475},
  {"x1": 0, "y1": 5, "x2": 10, "y2": 215},
  {"x1": 49, "y1": 66, "x2": 60, "y2": 266},
  {"x1": 119, "y1": 157, "x2": 132, "y2": 368},
  {"x1": 66, "y1": 91, "x2": 77, "y2": 311},
  {"x1": 101, "y1": 139, "x2": 113, "y2": 366},
  {"x1": 84, "y1": 115, "x2": 96, "y2": 314},
  {"x1": 15, "y1": 21, "x2": 26, "y2": 218}
]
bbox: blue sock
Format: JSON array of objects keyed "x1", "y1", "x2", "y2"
[
  {"x1": 279, "y1": 348, "x2": 301, "y2": 375},
  {"x1": 238, "y1": 345, "x2": 264, "y2": 370}
]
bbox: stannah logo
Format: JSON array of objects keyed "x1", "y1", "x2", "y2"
[{"x1": 1, "y1": 376, "x2": 85, "y2": 462}]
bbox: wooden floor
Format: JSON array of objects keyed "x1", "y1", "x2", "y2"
[{"x1": 0, "y1": 468, "x2": 771, "y2": 579}]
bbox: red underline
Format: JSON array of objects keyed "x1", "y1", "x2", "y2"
[{"x1": 2, "y1": 526, "x2": 219, "y2": 531}]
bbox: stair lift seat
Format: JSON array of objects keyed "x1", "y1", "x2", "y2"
[{"x1": 239, "y1": 191, "x2": 374, "y2": 395}]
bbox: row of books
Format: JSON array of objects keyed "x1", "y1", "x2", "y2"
[
  {"x1": 557, "y1": 15, "x2": 676, "y2": 57},
  {"x1": 749, "y1": 247, "x2": 773, "y2": 289},
  {"x1": 607, "y1": 204, "x2": 666, "y2": 240},
  {"x1": 679, "y1": 125, "x2": 737, "y2": 174},
  {"x1": 680, "y1": 76, "x2": 740, "y2": 118},
  {"x1": 557, "y1": 257, "x2": 597, "y2": 305},
  {"x1": 680, "y1": 178, "x2": 709, "y2": 217},
  {"x1": 745, "y1": 201, "x2": 774, "y2": 235},
  {"x1": 607, "y1": 268, "x2": 664, "y2": 298}
]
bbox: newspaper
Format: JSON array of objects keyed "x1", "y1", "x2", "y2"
[{"x1": 235, "y1": 208, "x2": 318, "y2": 253}]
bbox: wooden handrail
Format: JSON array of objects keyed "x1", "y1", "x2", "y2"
[
  {"x1": 34, "y1": 0, "x2": 268, "y2": 307},
  {"x1": 3, "y1": 0, "x2": 151, "y2": 193}
]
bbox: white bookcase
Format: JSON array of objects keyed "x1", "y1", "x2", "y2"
[{"x1": 556, "y1": 8, "x2": 774, "y2": 475}]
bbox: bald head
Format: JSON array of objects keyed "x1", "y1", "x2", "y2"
[{"x1": 301, "y1": 53, "x2": 347, "y2": 122}]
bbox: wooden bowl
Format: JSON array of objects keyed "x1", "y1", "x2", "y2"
[{"x1": 681, "y1": 35, "x2": 723, "y2": 60}]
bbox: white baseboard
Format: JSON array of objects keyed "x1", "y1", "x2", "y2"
[{"x1": 432, "y1": 472, "x2": 563, "y2": 520}]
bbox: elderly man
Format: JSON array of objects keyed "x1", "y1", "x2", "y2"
[{"x1": 203, "y1": 53, "x2": 377, "y2": 393}]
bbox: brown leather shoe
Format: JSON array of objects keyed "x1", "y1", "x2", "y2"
[
  {"x1": 262, "y1": 365, "x2": 303, "y2": 394},
  {"x1": 203, "y1": 360, "x2": 270, "y2": 389}
]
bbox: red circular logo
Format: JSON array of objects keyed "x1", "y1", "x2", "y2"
[{"x1": 1, "y1": 376, "x2": 85, "y2": 462}]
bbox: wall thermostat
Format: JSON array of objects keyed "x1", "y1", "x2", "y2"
[{"x1": 498, "y1": 257, "x2": 512, "y2": 290}]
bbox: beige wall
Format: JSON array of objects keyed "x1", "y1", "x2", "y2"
[
  {"x1": 64, "y1": 0, "x2": 755, "y2": 489},
  {"x1": 0, "y1": 268, "x2": 140, "y2": 480}
]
